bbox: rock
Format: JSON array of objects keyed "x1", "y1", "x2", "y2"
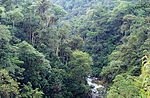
[{"x1": 90, "y1": 85, "x2": 95, "y2": 88}]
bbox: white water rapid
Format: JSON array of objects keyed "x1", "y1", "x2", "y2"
[{"x1": 87, "y1": 76, "x2": 106, "y2": 98}]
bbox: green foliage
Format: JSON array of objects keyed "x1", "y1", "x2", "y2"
[
  {"x1": 106, "y1": 55, "x2": 150, "y2": 98},
  {"x1": 1, "y1": 0, "x2": 150, "y2": 97},
  {"x1": 138, "y1": 56, "x2": 150, "y2": 97},
  {"x1": 0, "y1": 25, "x2": 11, "y2": 69},
  {"x1": 20, "y1": 82, "x2": 43, "y2": 98},
  {"x1": 100, "y1": 2, "x2": 149, "y2": 83},
  {"x1": 7, "y1": 7, "x2": 24, "y2": 22},
  {"x1": 17, "y1": 41, "x2": 51, "y2": 92},
  {"x1": 66, "y1": 50, "x2": 93, "y2": 97},
  {"x1": 0, "y1": 69, "x2": 19, "y2": 96},
  {"x1": 68, "y1": 36, "x2": 84, "y2": 50},
  {"x1": 107, "y1": 74, "x2": 139, "y2": 98},
  {"x1": 68, "y1": 50, "x2": 93, "y2": 80},
  {"x1": 0, "y1": 25, "x2": 24, "y2": 80},
  {"x1": 51, "y1": 0, "x2": 102, "y2": 19}
]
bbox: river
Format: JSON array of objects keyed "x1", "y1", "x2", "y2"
[{"x1": 87, "y1": 76, "x2": 106, "y2": 98}]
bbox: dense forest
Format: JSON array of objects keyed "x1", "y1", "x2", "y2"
[{"x1": 0, "y1": 0, "x2": 150, "y2": 97}]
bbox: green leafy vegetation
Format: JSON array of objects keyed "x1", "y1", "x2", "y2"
[{"x1": 0, "y1": 0, "x2": 150, "y2": 97}]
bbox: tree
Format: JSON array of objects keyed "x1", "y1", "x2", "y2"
[
  {"x1": 0, "y1": 69, "x2": 19, "y2": 97},
  {"x1": 100, "y1": 1, "x2": 149, "y2": 84},
  {"x1": 107, "y1": 74, "x2": 139, "y2": 98},
  {"x1": 0, "y1": 25, "x2": 12, "y2": 69},
  {"x1": 66, "y1": 50, "x2": 93, "y2": 97},
  {"x1": 17, "y1": 41, "x2": 51, "y2": 93},
  {"x1": 106, "y1": 56, "x2": 150, "y2": 98},
  {"x1": 138, "y1": 56, "x2": 150, "y2": 97},
  {"x1": 68, "y1": 36, "x2": 84, "y2": 51},
  {"x1": 136, "y1": 0, "x2": 150, "y2": 23},
  {"x1": 0, "y1": 25, "x2": 24, "y2": 78},
  {"x1": 68, "y1": 50, "x2": 93, "y2": 83},
  {"x1": 6, "y1": 7, "x2": 24, "y2": 28},
  {"x1": 20, "y1": 82, "x2": 43, "y2": 98}
]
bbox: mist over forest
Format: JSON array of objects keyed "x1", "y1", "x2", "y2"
[{"x1": 0, "y1": 0, "x2": 150, "y2": 97}]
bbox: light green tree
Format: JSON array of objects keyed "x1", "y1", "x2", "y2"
[{"x1": 0, "y1": 69, "x2": 20, "y2": 97}]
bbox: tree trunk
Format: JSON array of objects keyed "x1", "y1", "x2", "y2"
[
  {"x1": 56, "y1": 35, "x2": 62, "y2": 56},
  {"x1": 31, "y1": 32, "x2": 35, "y2": 45},
  {"x1": 148, "y1": 13, "x2": 150, "y2": 23}
]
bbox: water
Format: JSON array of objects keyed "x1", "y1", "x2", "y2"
[{"x1": 87, "y1": 76, "x2": 106, "y2": 98}]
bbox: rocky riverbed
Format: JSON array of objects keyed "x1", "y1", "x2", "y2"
[{"x1": 87, "y1": 76, "x2": 106, "y2": 98}]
